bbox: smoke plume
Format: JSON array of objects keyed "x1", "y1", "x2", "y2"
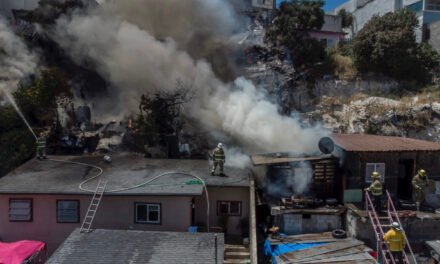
[
  {"x1": 53, "y1": 1, "x2": 327, "y2": 157},
  {"x1": 0, "y1": 17, "x2": 37, "y2": 94}
]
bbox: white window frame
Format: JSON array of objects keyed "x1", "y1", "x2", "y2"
[
  {"x1": 365, "y1": 163, "x2": 386, "y2": 183},
  {"x1": 217, "y1": 201, "x2": 242, "y2": 216},
  {"x1": 57, "y1": 200, "x2": 79, "y2": 223},
  {"x1": 135, "y1": 203, "x2": 161, "y2": 224},
  {"x1": 9, "y1": 199, "x2": 32, "y2": 222}
]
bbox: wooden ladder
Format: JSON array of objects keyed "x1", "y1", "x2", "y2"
[{"x1": 80, "y1": 180, "x2": 107, "y2": 233}]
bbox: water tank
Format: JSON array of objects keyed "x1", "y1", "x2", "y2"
[{"x1": 76, "y1": 106, "x2": 91, "y2": 124}]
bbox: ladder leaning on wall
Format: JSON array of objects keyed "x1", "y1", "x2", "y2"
[
  {"x1": 365, "y1": 190, "x2": 417, "y2": 264},
  {"x1": 80, "y1": 180, "x2": 107, "y2": 233}
]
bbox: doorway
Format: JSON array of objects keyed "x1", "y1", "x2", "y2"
[{"x1": 398, "y1": 160, "x2": 414, "y2": 199}]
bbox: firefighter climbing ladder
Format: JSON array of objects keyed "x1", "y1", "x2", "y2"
[
  {"x1": 365, "y1": 190, "x2": 417, "y2": 264},
  {"x1": 80, "y1": 180, "x2": 107, "y2": 233}
]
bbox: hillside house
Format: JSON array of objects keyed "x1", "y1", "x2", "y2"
[
  {"x1": 0, "y1": 153, "x2": 252, "y2": 255},
  {"x1": 332, "y1": 134, "x2": 440, "y2": 203}
]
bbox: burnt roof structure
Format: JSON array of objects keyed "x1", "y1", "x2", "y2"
[
  {"x1": 47, "y1": 229, "x2": 224, "y2": 264},
  {"x1": 0, "y1": 153, "x2": 250, "y2": 195},
  {"x1": 332, "y1": 134, "x2": 440, "y2": 152}
]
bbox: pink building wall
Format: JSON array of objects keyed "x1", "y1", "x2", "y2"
[
  {"x1": 194, "y1": 186, "x2": 250, "y2": 236},
  {"x1": 0, "y1": 194, "x2": 192, "y2": 255}
]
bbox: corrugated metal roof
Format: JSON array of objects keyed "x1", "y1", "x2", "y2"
[{"x1": 332, "y1": 134, "x2": 440, "y2": 152}]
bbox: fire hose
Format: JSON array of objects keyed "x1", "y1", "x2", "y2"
[{"x1": 47, "y1": 158, "x2": 211, "y2": 231}]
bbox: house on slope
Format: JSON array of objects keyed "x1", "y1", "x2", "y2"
[{"x1": 0, "y1": 153, "x2": 252, "y2": 255}]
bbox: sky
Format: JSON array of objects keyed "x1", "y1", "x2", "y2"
[
  {"x1": 276, "y1": 0, "x2": 349, "y2": 11},
  {"x1": 323, "y1": 0, "x2": 349, "y2": 11}
]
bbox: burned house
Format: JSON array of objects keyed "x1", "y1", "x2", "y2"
[
  {"x1": 0, "y1": 153, "x2": 252, "y2": 256},
  {"x1": 252, "y1": 133, "x2": 440, "y2": 236},
  {"x1": 251, "y1": 152, "x2": 344, "y2": 235}
]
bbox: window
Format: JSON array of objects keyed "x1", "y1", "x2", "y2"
[
  {"x1": 57, "y1": 200, "x2": 79, "y2": 223},
  {"x1": 366, "y1": 163, "x2": 385, "y2": 183},
  {"x1": 217, "y1": 201, "x2": 241, "y2": 216},
  {"x1": 10, "y1": 199, "x2": 32, "y2": 222},
  {"x1": 135, "y1": 203, "x2": 161, "y2": 224}
]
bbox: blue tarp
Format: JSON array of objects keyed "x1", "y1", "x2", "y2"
[{"x1": 264, "y1": 235, "x2": 327, "y2": 264}]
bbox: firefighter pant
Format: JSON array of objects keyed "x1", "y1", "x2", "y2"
[
  {"x1": 212, "y1": 160, "x2": 224, "y2": 174},
  {"x1": 373, "y1": 195, "x2": 382, "y2": 214},
  {"x1": 413, "y1": 190, "x2": 426, "y2": 204},
  {"x1": 37, "y1": 147, "x2": 46, "y2": 159},
  {"x1": 391, "y1": 251, "x2": 403, "y2": 264}
]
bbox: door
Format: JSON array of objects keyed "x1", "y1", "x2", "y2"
[{"x1": 398, "y1": 160, "x2": 414, "y2": 199}]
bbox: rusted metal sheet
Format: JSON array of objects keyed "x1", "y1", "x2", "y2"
[{"x1": 332, "y1": 133, "x2": 440, "y2": 152}]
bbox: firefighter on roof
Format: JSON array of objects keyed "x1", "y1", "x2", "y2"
[
  {"x1": 412, "y1": 169, "x2": 429, "y2": 211},
  {"x1": 384, "y1": 222, "x2": 406, "y2": 264},
  {"x1": 36, "y1": 132, "x2": 47, "y2": 160},
  {"x1": 211, "y1": 143, "x2": 225, "y2": 176},
  {"x1": 365, "y1": 171, "x2": 383, "y2": 213}
]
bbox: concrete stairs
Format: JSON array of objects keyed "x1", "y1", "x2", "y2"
[{"x1": 224, "y1": 244, "x2": 250, "y2": 264}]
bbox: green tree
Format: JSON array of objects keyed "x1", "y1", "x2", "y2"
[
  {"x1": 265, "y1": 0, "x2": 326, "y2": 67},
  {"x1": 353, "y1": 9, "x2": 439, "y2": 82},
  {"x1": 14, "y1": 68, "x2": 72, "y2": 126},
  {"x1": 338, "y1": 9, "x2": 353, "y2": 29}
]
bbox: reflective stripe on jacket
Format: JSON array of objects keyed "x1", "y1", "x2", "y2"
[
  {"x1": 213, "y1": 148, "x2": 225, "y2": 161},
  {"x1": 36, "y1": 138, "x2": 46, "y2": 148},
  {"x1": 368, "y1": 180, "x2": 383, "y2": 196},
  {"x1": 384, "y1": 229, "x2": 406, "y2": 252},
  {"x1": 412, "y1": 175, "x2": 428, "y2": 191}
]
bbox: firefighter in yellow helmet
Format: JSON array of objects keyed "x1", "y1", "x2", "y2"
[
  {"x1": 412, "y1": 169, "x2": 429, "y2": 211},
  {"x1": 365, "y1": 171, "x2": 383, "y2": 213},
  {"x1": 384, "y1": 222, "x2": 406, "y2": 264},
  {"x1": 211, "y1": 143, "x2": 225, "y2": 176}
]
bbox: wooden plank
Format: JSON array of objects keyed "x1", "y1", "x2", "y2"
[
  {"x1": 280, "y1": 240, "x2": 364, "y2": 262},
  {"x1": 296, "y1": 253, "x2": 376, "y2": 263},
  {"x1": 295, "y1": 245, "x2": 371, "y2": 262}
]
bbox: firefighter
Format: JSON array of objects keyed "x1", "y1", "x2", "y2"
[
  {"x1": 412, "y1": 169, "x2": 429, "y2": 211},
  {"x1": 211, "y1": 143, "x2": 225, "y2": 176},
  {"x1": 36, "y1": 132, "x2": 47, "y2": 160},
  {"x1": 364, "y1": 171, "x2": 383, "y2": 213},
  {"x1": 384, "y1": 222, "x2": 406, "y2": 264}
]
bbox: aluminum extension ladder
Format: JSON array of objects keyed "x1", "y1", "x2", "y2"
[
  {"x1": 80, "y1": 180, "x2": 107, "y2": 233},
  {"x1": 365, "y1": 190, "x2": 417, "y2": 264}
]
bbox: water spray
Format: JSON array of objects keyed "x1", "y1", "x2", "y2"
[{"x1": 0, "y1": 88, "x2": 38, "y2": 140}]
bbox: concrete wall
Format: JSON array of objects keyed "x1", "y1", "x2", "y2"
[
  {"x1": 347, "y1": 208, "x2": 440, "y2": 251},
  {"x1": 308, "y1": 31, "x2": 343, "y2": 47},
  {"x1": 194, "y1": 186, "x2": 250, "y2": 236},
  {"x1": 0, "y1": 194, "x2": 192, "y2": 255},
  {"x1": 275, "y1": 213, "x2": 341, "y2": 235}
]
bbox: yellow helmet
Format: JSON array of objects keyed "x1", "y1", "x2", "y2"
[
  {"x1": 418, "y1": 169, "x2": 426, "y2": 177},
  {"x1": 371, "y1": 171, "x2": 380, "y2": 179}
]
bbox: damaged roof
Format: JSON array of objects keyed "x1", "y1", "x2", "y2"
[
  {"x1": 0, "y1": 153, "x2": 250, "y2": 195},
  {"x1": 332, "y1": 134, "x2": 440, "y2": 152},
  {"x1": 47, "y1": 229, "x2": 224, "y2": 264},
  {"x1": 250, "y1": 153, "x2": 333, "y2": 166}
]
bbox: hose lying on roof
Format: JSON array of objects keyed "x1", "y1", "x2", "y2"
[{"x1": 47, "y1": 158, "x2": 211, "y2": 231}]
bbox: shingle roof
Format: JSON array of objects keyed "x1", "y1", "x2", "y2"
[
  {"x1": 0, "y1": 153, "x2": 250, "y2": 195},
  {"x1": 332, "y1": 134, "x2": 440, "y2": 152},
  {"x1": 47, "y1": 229, "x2": 224, "y2": 264}
]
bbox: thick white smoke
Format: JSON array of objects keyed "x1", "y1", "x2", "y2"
[
  {"x1": 0, "y1": 17, "x2": 37, "y2": 94},
  {"x1": 53, "y1": 1, "x2": 328, "y2": 158}
]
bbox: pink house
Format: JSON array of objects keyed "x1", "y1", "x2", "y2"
[
  {"x1": 0, "y1": 154, "x2": 251, "y2": 256},
  {"x1": 309, "y1": 14, "x2": 345, "y2": 48}
]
